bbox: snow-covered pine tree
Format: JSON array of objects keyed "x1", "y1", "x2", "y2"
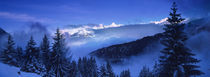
[
  {"x1": 99, "y1": 64, "x2": 108, "y2": 77},
  {"x1": 49, "y1": 28, "x2": 71, "y2": 77},
  {"x1": 0, "y1": 35, "x2": 18, "y2": 66},
  {"x1": 21, "y1": 36, "x2": 44, "y2": 74},
  {"x1": 40, "y1": 34, "x2": 51, "y2": 77},
  {"x1": 120, "y1": 69, "x2": 131, "y2": 77},
  {"x1": 106, "y1": 61, "x2": 115, "y2": 77},
  {"x1": 15, "y1": 46, "x2": 25, "y2": 77},
  {"x1": 16, "y1": 46, "x2": 24, "y2": 67},
  {"x1": 139, "y1": 66, "x2": 152, "y2": 77},
  {"x1": 158, "y1": 2, "x2": 203, "y2": 77}
]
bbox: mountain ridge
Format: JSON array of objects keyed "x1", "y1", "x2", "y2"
[{"x1": 90, "y1": 17, "x2": 210, "y2": 62}]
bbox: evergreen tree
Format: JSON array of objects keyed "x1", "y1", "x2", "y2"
[
  {"x1": 68, "y1": 60, "x2": 78, "y2": 77},
  {"x1": 78, "y1": 57, "x2": 87, "y2": 77},
  {"x1": 82, "y1": 57, "x2": 89, "y2": 76},
  {"x1": 106, "y1": 61, "x2": 115, "y2": 77},
  {"x1": 89, "y1": 57, "x2": 98, "y2": 77},
  {"x1": 77, "y1": 57, "x2": 83, "y2": 76},
  {"x1": 21, "y1": 36, "x2": 43, "y2": 74},
  {"x1": 77, "y1": 57, "x2": 98, "y2": 77},
  {"x1": 120, "y1": 69, "x2": 130, "y2": 77},
  {"x1": 49, "y1": 28, "x2": 71, "y2": 77},
  {"x1": 16, "y1": 46, "x2": 24, "y2": 67},
  {"x1": 0, "y1": 35, "x2": 17, "y2": 66},
  {"x1": 99, "y1": 64, "x2": 108, "y2": 77},
  {"x1": 40, "y1": 34, "x2": 51, "y2": 77},
  {"x1": 139, "y1": 66, "x2": 152, "y2": 77},
  {"x1": 152, "y1": 61, "x2": 160, "y2": 77},
  {"x1": 158, "y1": 2, "x2": 203, "y2": 77},
  {"x1": 15, "y1": 46, "x2": 25, "y2": 77}
]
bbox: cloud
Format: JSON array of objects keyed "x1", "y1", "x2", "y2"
[
  {"x1": 92, "y1": 22, "x2": 123, "y2": 29},
  {"x1": 150, "y1": 18, "x2": 168, "y2": 24},
  {"x1": 61, "y1": 26, "x2": 95, "y2": 38},
  {"x1": 0, "y1": 12, "x2": 53, "y2": 23},
  {"x1": 104, "y1": 22, "x2": 123, "y2": 28},
  {"x1": 60, "y1": 22, "x2": 124, "y2": 38},
  {"x1": 12, "y1": 22, "x2": 51, "y2": 47},
  {"x1": 69, "y1": 41, "x2": 87, "y2": 46},
  {"x1": 150, "y1": 17, "x2": 189, "y2": 24}
]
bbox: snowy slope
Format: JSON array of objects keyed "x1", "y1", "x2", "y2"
[{"x1": 0, "y1": 63, "x2": 41, "y2": 77}]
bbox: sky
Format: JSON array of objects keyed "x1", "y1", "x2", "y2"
[{"x1": 0, "y1": 0, "x2": 210, "y2": 31}]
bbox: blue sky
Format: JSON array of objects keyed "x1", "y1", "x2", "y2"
[{"x1": 0, "y1": 0, "x2": 210, "y2": 30}]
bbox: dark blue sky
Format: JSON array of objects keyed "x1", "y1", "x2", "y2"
[{"x1": 0, "y1": 0, "x2": 209, "y2": 30}]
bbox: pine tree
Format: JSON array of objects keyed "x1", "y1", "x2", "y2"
[
  {"x1": 40, "y1": 34, "x2": 51, "y2": 77},
  {"x1": 158, "y1": 2, "x2": 203, "y2": 77},
  {"x1": 120, "y1": 69, "x2": 130, "y2": 77},
  {"x1": 99, "y1": 64, "x2": 108, "y2": 77},
  {"x1": 106, "y1": 61, "x2": 115, "y2": 77},
  {"x1": 68, "y1": 60, "x2": 78, "y2": 77},
  {"x1": 49, "y1": 28, "x2": 71, "y2": 77},
  {"x1": 89, "y1": 57, "x2": 98, "y2": 77},
  {"x1": 78, "y1": 57, "x2": 87, "y2": 76},
  {"x1": 15, "y1": 46, "x2": 25, "y2": 77},
  {"x1": 77, "y1": 57, "x2": 83, "y2": 76},
  {"x1": 139, "y1": 66, "x2": 152, "y2": 77},
  {"x1": 152, "y1": 61, "x2": 160, "y2": 77},
  {"x1": 0, "y1": 35, "x2": 17, "y2": 66},
  {"x1": 21, "y1": 36, "x2": 43, "y2": 74},
  {"x1": 16, "y1": 46, "x2": 23, "y2": 67}
]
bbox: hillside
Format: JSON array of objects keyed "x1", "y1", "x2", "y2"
[
  {"x1": 90, "y1": 17, "x2": 210, "y2": 62},
  {"x1": 90, "y1": 33, "x2": 163, "y2": 60}
]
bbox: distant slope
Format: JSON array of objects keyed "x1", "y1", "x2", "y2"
[
  {"x1": 90, "y1": 17, "x2": 210, "y2": 60},
  {"x1": 186, "y1": 17, "x2": 210, "y2": 35},
  {"x1": 90, "y1": 33, "x2": 163, "y2": 59},
  {"x1": 69, "y1": 23, "x2": 163, "y2": 59}
]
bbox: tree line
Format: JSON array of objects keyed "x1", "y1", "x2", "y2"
[{"x1": 0, "y1": 28, "x2": 133, "y2": 77}]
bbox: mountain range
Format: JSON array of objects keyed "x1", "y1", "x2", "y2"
[{"x1": 90, "y1": 17, "x2": 210, "y2": 63}]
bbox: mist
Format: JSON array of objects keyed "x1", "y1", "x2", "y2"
[
  {"x1": 66, "y1": 24, "x2": 164, "y2": 59},
  {"x1": 11, "y1": 22, "x2": 51, "y2": 48},
  {"x1": 187, "y1": 31, "x2": 210, "y2": 77}
]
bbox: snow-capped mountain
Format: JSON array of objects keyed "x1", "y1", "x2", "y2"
[{"x1": 60, "y1": 22, "x2": 124, "y2": 38}]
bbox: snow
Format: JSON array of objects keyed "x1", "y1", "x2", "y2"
[{"x1": 0, "y1": 63, "x2": 41, "y2": 77}]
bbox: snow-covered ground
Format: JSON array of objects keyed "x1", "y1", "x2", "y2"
[{"x1": 0, "y1": 63, "x2": 41, "y2": 77}]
